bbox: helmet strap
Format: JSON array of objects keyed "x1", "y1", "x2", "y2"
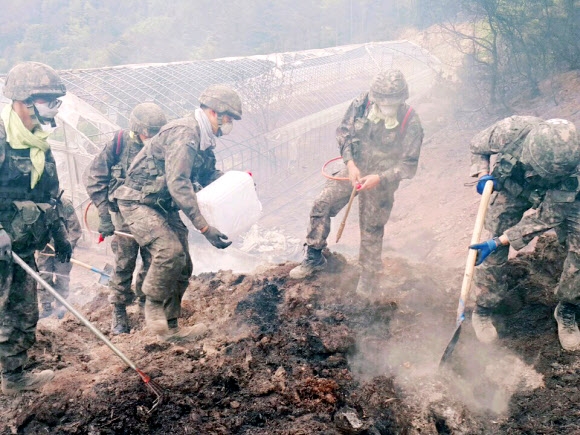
[{"x1": 216, "y1": 113, "x2": 225, "y2": 137}]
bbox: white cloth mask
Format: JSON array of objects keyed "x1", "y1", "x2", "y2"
[
  {"x1": 219, "y1": 121, "x2": 233, "y2": 136},
  {"x1": 378, "y1": 104, "x2": 399, "y2": 117},
  {"x1": 34, "y1": 101, "x2": 60, "y2": 121}
]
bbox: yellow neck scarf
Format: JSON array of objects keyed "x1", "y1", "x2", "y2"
[{"x1": 1, "y1": 104, "x2": 50, "y2": 188}]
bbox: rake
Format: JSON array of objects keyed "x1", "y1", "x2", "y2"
[{"x1": 13, "y1": 252, "x2": 164, "y2": 410}]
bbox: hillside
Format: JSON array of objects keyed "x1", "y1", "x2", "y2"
[{"x1": 1, "y1": 63, "x2": 580, "y2": 433}]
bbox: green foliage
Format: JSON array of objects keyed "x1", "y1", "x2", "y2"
[
  {"x1": 443, "y1": 0, "x2": 579, "y2": 104},
  {"x1": 0, "y1": 0, "x2": 459, "y2": 73}
]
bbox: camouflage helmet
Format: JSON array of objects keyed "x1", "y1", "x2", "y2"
[
  {"x1": 370, "y1": 69, "x2": 409, "y2": 105},
  {"x1": 129, "y1": 102, "x2": 167, "y2": 137},
  {"x1": 3, "y1": 61, "x2": 66, "y2": 101},
  {"x1": 520, "y1": 119, "x2": 580, "y2": 179},
  {"x1": 199, "y1": 85, "x2": 242, "y2": 120}
]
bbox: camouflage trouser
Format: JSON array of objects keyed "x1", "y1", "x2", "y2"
[
  {"x1": 553, "y1": 201, "x2": 580, "y2": 305},
  {"x1": 36, "y1": 243, "x2": 73, "y2": 304},
  {"x1": 0, "y1": 254, "x2": 39, "y2": 372},
  {"x1": 474, "y1": 191, "x2": 533, "y2": 308},
  {"x1": 117, "y1": 202, "x2": 192, "y2": 321},
  {"x1": 108, "y1": 211, "x2": 151, "y2": 305},
  {"x1": 306, "y1": 169, "x2": 395, "y2": 273}
]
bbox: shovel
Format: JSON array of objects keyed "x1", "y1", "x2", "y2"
[
  {"x1": 12, "y1": 252, "x2": 164, "y2": 410},
  {"x1": 439, "y1": 180, "x2": 494, "y2": 367},
  {"x1": 45, "y1": 244, "x2": 112, "y2": 285}
]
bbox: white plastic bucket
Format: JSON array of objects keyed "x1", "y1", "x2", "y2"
[{"x1": 196, "y1": 171, "x2": 262, "y2": 239}]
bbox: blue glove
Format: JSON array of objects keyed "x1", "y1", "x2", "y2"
[
  {"x1": 469, "y1": 237, "x2": 501, "y2": 265},
  {"x1": 476, "y1": 175, "x2": 498, "y2": 195}
]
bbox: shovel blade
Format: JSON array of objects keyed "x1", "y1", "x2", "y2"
[
  {"x1": 439, "y1": 322, "x2": 463, "y2": 368},
  {"x1": 98, "y1": 263, "x2": 113, "y2": 285}
]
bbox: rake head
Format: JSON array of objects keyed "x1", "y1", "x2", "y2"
[{"x1": 136, "y1": 368, "x2": 165, "y2": 412}]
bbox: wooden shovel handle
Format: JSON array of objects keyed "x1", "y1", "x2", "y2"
[
  {"x1": 46, "y1": 243, "x2": 94, "y2": 272},
  {"x1": 336, "y1": 186, "x2": 358, "y2": 243},
  {"x1": 456, "y1": 180, "x2": 494, "y2": 325}
]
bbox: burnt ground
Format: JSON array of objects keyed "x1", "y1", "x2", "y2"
[{"x1": 0, "y1": 233, "x2": 577, "y2": 435}]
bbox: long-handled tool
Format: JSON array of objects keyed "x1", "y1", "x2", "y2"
[
  {"x1": 336, "y1": 186, "x2": 358, "y2": 243},
  {"x1": 44, "y1": 244, "x2": 112, "y2": 285},
  {"x1": 439, "y1": 180, "x2": 494, "y2": 367},
  {"x1": 13, "y1": 252, "x2": 164, "y2": 409}
]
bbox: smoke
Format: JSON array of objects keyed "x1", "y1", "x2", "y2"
[{"x1": 347, "y1": 265, "x2": 545, "y2": 416}]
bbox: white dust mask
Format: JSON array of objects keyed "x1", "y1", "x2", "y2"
[{"x1": 219, "y1": 121, "x2": 233, "y2": 136}]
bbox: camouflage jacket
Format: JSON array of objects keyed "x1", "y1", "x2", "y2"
[
  {"x1": 337, "y1": 92, "x2": 424, "y2": 186},
  {"x1": 469, "y1": 116, "x2": 542, "y2": 177},
  {"x1": 503, "y1": 190, "x2": 579, "y2": 250},
  {"x1": 0, "y1": 118, "x2": 66, "y2": 255},
  {"x1": 468, "y1": 115, "x2": 580, "y2": 205},
  {"x1": 86, "y1": 130, "x2": 145, "y2": 215},
  {"x1": 114, "y1": 113, "x2": 222, "y2": 231},
  {"x1": 60, "y1": 198, "x2": 82, "y2": 248}
]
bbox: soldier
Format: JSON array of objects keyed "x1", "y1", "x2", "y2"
[
  {"x1": 37, "y1": 197, "x2": 82, "y2": 319},
  {"x1": 86, "y1": 103, "x2": 166, "y2": 335},
  {"x1": 289, "y1": 70, "x2": 424, "y2": 296},
  {"x1": 0, "y1": 61, "x2": 72, "y2": 394},
  {"x1": 468, "y1": 117, "x2": 580, "y2": 349},
  {"x1": 114, "y1": 85, "x2": 240, "y2": 342}
]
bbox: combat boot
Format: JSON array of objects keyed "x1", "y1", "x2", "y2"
[
  {"x1": 554, "y1": 302, "x2": 580, "y2": 351},
  {"x1": 144, "y1": 299, "x2": 169, "y2": 336},
  {"x1": 1, "y1": 368, "x2": 54, "y2": 395},
  {"x1": 39, "y1": 302, "x2": 53, "y2": 319},
  {"x1": 472, "y1": 305, "x2": 498, "y2": 344},
  {"x1": 111, "y1": 304, "x2": 130, "y2": 335},
  {"x1": 161, "y1": 321, "x2": 208, "y2": 344},
  {"x1": 289, "y1": 246, "x2": 327, "y2": 279},
  {"x1": 355, "y1": 271, "x2": 379, "y2": 298}
]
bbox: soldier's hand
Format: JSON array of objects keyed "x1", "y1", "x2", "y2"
[
  {"x1": 0, "y1": 229, "x2": 12, "y2": 262},
  {"x1": 98, "y1": 213, "x2": 115, "y2": 237},
  {"x1": 346, "y1": 160, "x2": 361, "y2": 188},
  {"x1": 202, "y1": 226, "x2": 232, "y2": 249},
  {"x1": 54, "y1": 238, "x2": 72, "y2": 263},
  {"x1": 469, "y1": 238, "x2": 501, "y2": 266},
  {"x1": 358, "y1": 174, "x2": 381, "y2": 191}
]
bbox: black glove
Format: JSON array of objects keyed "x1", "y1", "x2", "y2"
[
  {"x1": 98, "y1": 213, "x2": 115, "y2": 237},
  {"x1": 0, "y1": 229, "x2": 12, "y2": 262},
  {"x1": 202, "y1": 226, "x2": 232, "y2": 249},
  {"x1": 53, "y1": 238, "x2": 72, "y2": 263}
]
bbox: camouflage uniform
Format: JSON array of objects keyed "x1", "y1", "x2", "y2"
[
  {"x1": 306, "y1": 91, "x2": 424, "y2": 274},
  {"x1": 36, "y1": 198, "x2": 82, "y2": 305},
  {"x1": 470, "y1": 116, "x2": 580, "y2": 308},
  {"x1": 493, "y1": 194, "x2": 580, "y2": 304},
  {"x1": 115, "y1": 114, "x2": 223, "y2": 322},
  {"x1": 0, "y1": 118, "x2": 68, "y2": 372},
  {"x1": 86, "y1": 130, "x2": 152, "y2": 305}
]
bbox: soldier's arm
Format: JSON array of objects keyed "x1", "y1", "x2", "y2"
[
  {"x1": 165, "y1": 131, "x2": 209, "y2": 231},
  {"x1": 378, "y1": 113, "x2": 424, "y2": 184},
  {"x1": 65, "y1": 208, "x2": 83, "y2": 248},
  {"x1": 336, "y1": 93, "x2": 367, "y2": 164},
  {"x1": 86, "y1": 137, "x2": 117, "y2": 214},
  {"x1": 44, "y1": 149, "x2": 61, "y2": 199},
  {"x1": 502, "y1": 196, "x2": 568, "y2": 250}
]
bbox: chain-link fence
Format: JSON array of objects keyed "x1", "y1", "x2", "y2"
[{"x1": 0, "y1": 40, "x2": 440, "y2": 234}]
